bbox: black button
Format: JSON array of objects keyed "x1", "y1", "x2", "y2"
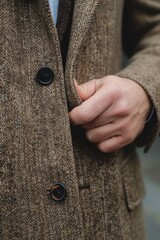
[
  {"x1": 49, "y1": 183, "x2": 66, "y2": 201},
  {"x1": 36, "y1": 67, "x2": 54, "y2": 85}
]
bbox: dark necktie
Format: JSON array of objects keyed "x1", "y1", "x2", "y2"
[{"x1": 56, "y1": 0, "x2": 75, "y2": 68}]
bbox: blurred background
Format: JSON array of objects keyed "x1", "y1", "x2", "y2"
[{"x1": 138, "y1": 137, "x2": 160, "y2": 240}]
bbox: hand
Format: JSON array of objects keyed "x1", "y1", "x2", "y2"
[{"x1": 69, "y1": 76, "x2": 151, "y2": 153}]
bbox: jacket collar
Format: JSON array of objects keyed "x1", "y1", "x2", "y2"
[
  {"x1": 65, "y1": 0, "x2": 100, "y2": 78},
  {"x1": 40, "y1": 0, "x2": 99, "y2": 83}
]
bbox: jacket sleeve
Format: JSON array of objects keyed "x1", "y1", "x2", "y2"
[{"x1": 116, "y1": 0, "x2": 160, "y2": 152}]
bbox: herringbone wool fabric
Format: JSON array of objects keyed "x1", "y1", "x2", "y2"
[{"x1": 1, "y1": 0, "x2": 160, "y2": 239}]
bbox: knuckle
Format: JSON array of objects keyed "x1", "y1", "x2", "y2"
[
  {"x1": 108, "y1": 85, "x2": 121, "y2": 100},
  {"x1": 117, "y1": 100, "x2": 130, "y2": 116}
]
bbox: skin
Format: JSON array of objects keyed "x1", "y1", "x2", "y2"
[{"x1": 69, "y1": 76, "x2": 151, "y2": 153}]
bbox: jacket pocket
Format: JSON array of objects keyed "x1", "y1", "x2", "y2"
[{"x1": 121, "y1": 151, "x2": 145, "y2": 210}]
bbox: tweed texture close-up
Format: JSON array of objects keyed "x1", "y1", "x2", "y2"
[{"x1": 1, "y1": 0, "x2": 160, "y2": 239}]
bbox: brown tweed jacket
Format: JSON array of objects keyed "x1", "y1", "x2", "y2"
[{"x1": 1, "y1": 0, "x2": 160, "y2": 239}]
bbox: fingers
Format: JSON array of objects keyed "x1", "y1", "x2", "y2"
[
  {"x1": 69, "y1": 84, "x2": 112, "y2": 125},
  {"x1": 97, "y1": 135, "x2": 128, "y2": 153},
  {"x1": 74, "y1": 80, "x2": 97, "y2": 101},
  {"x1": 86, "y1": 123, "x2": 118, "y2": 143},
  {"x1": 85, "y1": 117, "x2": 144, "y2": 153},
  {"x1": 82, "y1": 108, "x2": 116, "y2": 129},
  {"x1": 69, "y1": 76, "x2": 150, "y2": 153}
]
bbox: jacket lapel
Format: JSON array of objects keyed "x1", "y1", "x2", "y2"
[{"x1": 65, "y1": 0, "x2": 100, "y2": 78}]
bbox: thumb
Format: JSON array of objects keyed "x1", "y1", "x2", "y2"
[{"x1": 74, "y1": 80, "x2": 97, "y2": 101}]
